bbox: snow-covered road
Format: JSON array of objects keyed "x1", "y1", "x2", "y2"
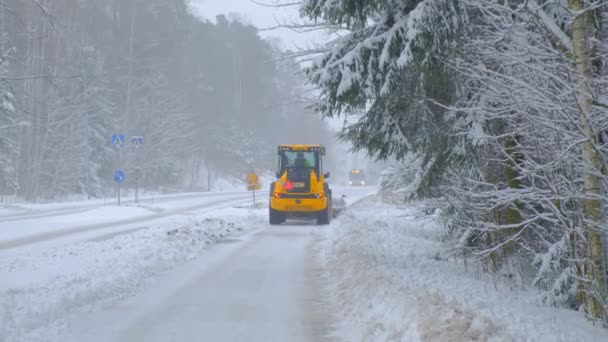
[
  {"x1": 1, "y1": 185, "x2": 376, "y2": 342},
  {"x1": 61, "y1": 224, "x2": 332, "y2": 342},
  {"x1": 57, "y1": 185, "x2": 373, "y2": 341},
  {"x1": 0, "y1": 191, "x2": 241, "y2": 222},
  {"x1": 0, "y1": 192, "x2": 251, "y2": 251}
]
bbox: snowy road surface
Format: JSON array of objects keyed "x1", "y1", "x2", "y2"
[
  {"x1": 0, "y1": 192, "x2": 251, "y2": 251},
  {"x1": 0, "y1": 191, "x2": 240, "y2": 222},
  {"x1": 62, "y1": 225, "x2": 331, "y2": 342},
  {"x1": 2, "y1": 185, "x2": 376, "y2": 342}
]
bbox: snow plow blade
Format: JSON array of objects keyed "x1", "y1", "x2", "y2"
[{"x1": 331, "y1": 194, "x2": 346, "y2": 218}]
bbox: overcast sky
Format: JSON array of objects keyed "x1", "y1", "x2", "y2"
[{"x1": 190, "y1": 0, "x2": 328, "y2": 51}]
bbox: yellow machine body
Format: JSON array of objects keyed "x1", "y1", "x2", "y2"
[{"x1": 269, "y1": 144, "x2": 332, "y2": 225}]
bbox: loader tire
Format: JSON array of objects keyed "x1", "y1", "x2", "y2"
[
  {"x1": 269, "y1": 206, "x2": 283, "y2": 225},
  {"x1": 317, "y1": 193, "x2": 332, "y2": 225}
]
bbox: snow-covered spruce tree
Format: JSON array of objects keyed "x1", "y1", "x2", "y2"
[
  {"x1": 303, "y1": 0, "x2": 608, "y2": 321},
  {"x1": 301, "y1": 0, "x2": 469, "y2": 197},
  {"x1": 378, "y1": 157, "x2": 421, "y2": 195}
]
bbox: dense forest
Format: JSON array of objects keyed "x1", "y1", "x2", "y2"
[
  {"x1": 0, "y1": 0, "x2": 334, "y2": 201},
  {"x1": 300, "y1": 0, "x2": 608, "y2": 322}
]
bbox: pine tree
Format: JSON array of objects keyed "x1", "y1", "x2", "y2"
[{"x1": 301, "y1": 0, "x2": 467, "y2": 196}]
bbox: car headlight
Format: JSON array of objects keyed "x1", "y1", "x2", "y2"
[
  {"x1": 348, "y1": 181, "x2": 353, "y2": 185},
  {"x1": 361, "y1": 181, "x2": 365, "y2": 185}
]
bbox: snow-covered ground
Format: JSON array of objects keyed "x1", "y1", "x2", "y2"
[
  {"x1": 0, "y1": 191, "x2": 199, "y2": 211},
  {"x1": 0, "y1": 190, "x2": 244, "y2": 221},
  {"x1": 0, "y1": 185, "x2": 375, "y2": 342},
  {"x1": 317, "y1": 194, "x2": 608, "y2": 342},
  {"x1": 0, "y1": 192, "x2": 251, "y2": 251},
  {"x1": 7, "y1": 184, "x2": 599, "y2": 342},
  {"x1": 1, "y1": 204, "x2": 265, "y2": 342}
]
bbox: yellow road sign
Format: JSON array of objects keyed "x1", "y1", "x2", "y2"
[{"x1": 246, "y1": 173, "x2": 259, "y2": 185}]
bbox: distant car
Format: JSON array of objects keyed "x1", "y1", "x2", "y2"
[{"x1": 348, "y1": 169, "x2": 366, "y2": 186}]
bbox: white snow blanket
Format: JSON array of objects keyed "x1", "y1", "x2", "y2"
[
  {"x1": 0, "y1": 206, "x2": 265, "y2": 342},
  {"x1": 317, "y1": 195, "x2": 608, "y2": 342}
]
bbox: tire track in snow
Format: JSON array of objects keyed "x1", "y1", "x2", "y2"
[
  {"x1": 0, "y1": 194, "x2": 251, "y2": 251},
  {"x1": 0, "y1": 192, "x2": 243, "y2": 223}
]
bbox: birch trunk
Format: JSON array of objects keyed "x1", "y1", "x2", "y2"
[{"x1": 568, "y1": 0, "x2": 606, "y2": 320}]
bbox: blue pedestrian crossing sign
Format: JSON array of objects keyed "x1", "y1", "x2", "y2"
[
  {"x1": 131, "y1": 136, "x2": 143, "y2": 149},
  {"x1": 112, "y1": 134, "x2": 125, "y2": 148},
  {"x1": 113, "y1": 169, "x2": 126, "y2": 184}
]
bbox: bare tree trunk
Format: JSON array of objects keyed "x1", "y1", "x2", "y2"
[
  {"x1": 502, "y1": 134, "x2": 523, "y2": 259},
  {"x1": 568, "y1": 0, "x2": 606, "y2": 320},
  {"x1": 124, "y1": 0, "x2": 136, "y2": 128},
  {"x1": 31, "y1": 0, "x2": 55, "y2": 201},
  {"x1": 18, "y1": 3, "x2": 37, "y2": 200}
]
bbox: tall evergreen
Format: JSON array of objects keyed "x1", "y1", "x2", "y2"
[
  {"x1": 301, "y1": 0, "x2": 467, "y2": 196},
  {"x1": 301, "y1": 0, "x2": 608, "y2": 321}
]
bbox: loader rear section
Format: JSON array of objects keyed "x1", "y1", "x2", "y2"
[{"x1": 269, "y1": 145, "x2": 332, "y2": 225}]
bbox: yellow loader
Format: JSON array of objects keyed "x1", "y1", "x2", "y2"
[{"x1": 269, "y1": 145, "x2": 332, "y2": 225}]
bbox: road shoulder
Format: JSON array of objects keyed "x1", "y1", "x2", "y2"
[{"x1": 315, "y1": 195, "x2": 608, "y2": 342}]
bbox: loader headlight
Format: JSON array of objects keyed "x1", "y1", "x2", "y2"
[
  {"x1": 314, "y1": 193, "x2": 324, "y2": 199},
  {"x1": 274, "y1": 192, "x2": 283, "y2": 198}
]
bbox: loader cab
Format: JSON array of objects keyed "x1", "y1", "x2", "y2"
[{"x1": 276, "y1": 145, "x2": 328, "y2": 180}]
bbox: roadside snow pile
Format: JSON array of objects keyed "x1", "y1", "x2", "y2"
[
  {"x1": 0, "y1": 209, "x2": 264, "y2": 342},
  {"x1": 317, "y1": 196, "x2": 608, "y2": 342},
  {"x1": 165, "y1": 217, "x2": 241, "y2": 243}
]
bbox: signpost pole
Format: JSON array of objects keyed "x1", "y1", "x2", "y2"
[
  {"x1": 246, "y1": 171, "x2": 259, "y2": 206},
  {"x1": 118, "y1": 147, "x2": 121, "y2": 206},
  {"x1": 112, "y1": 133, "x2": 125, "y2": 206},
  {"x1": 117, "y1": 138, "x2": 121, "y2": 207},
  {"x1": 113, "y1": 169, "x2": 126, "y2": 206}
]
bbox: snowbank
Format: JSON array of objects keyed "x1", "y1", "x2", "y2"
[
  {"x1": 0, "y1": 206, "x2": 266, "y2": 342},
  {"x1": 317, "y1": 196, "x2": 608, "y2": 342}
]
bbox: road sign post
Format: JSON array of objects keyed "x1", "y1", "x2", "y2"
[
  {"x1": 111, "y1": 133, "x2": 144, "y2": 205},
  {"x1": 114, "y1": 169, "x2": 126, "y2": 206},
  {"x1": 246, "y1": 173, "x2": 260, "y2": 205},
  {"x1": 112, "y1": 133, "x2": 125, "y2": 205}
]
